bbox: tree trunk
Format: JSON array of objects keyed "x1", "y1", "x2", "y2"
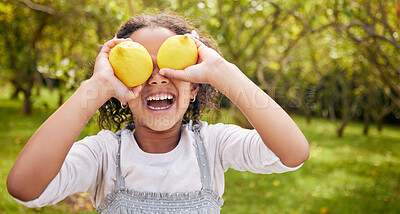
[
  {"x1": 375, "y1": 102, "x2": 396, "y2": 134},
  {"x1": 337, "y1": 125, "x2": 344, "y2": 137},
  {"x1": 336, "y1": 71, "x2": 351, "y2": 138},
  {"x1": 58, "y1": 89, "x2": 64, "y2": 107},
  {"x1": 23, "y1": 90, "x2": 32, "y2": 115},
  {"x1": 305, "y1": 106, "x2": 312, "y2": 125},
  {"x1": 11, "y1": 86, "x2": 22, "y2": 99},
  {"x1": 328, "y1": 101, "x2": 336, "y2": 123},
  {"x1": 363, "y1": 110, "x2": 370, "y2": 135},
  {"x1": 305, "y1": 86, "x2": 317, "y2": 125},
  {"x1": 337, "y1": 117, "x2": 349, "y2": 138},
  {"x1": 377, "y1": 118, "x2": 383, "y2": 133}
]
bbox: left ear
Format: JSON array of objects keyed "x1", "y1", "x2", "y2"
[{"x1": 190, "y1": 83, "x2": 199, "y2": 99}]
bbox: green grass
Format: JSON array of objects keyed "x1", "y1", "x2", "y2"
[
  {"x1": 221, "y1": 116, "x2": 400, "y2": 214},
  {"x1": 0, "y1": 86, "x2": 97, "y2": 214},
  {"x1": 0, "y1": 86, "x2": 399, "y2": 213}
]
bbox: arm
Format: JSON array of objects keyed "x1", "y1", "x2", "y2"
[
  {"x1": 160, "y1": 36, "x2": 309, "y2": 167},
  {"x1": 7, "y1": 38, "x2": 140, "y2": 201},
  {"x1": 210, "y1": 63, "x2": 309, "y2": 167}
]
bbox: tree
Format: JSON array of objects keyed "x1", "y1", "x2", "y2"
[
  {"x1": 0, "y1": 0, "x2": 61, "y2": 114},
  {"x1": 0, "y1": 0, "x2": 130, "y2": 114},
  {"x1": 1, "y1": 0, "x2": 399, "y2": 133}
]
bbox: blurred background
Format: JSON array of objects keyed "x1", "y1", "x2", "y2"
[{"x1": 0, "y1": 0, "x2": 399, "y2": 213}]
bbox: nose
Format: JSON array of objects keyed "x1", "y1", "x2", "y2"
[
  {"x1": 148, "y1": 71, "x2": 169, "y2": 85},
  {"x1": 148, "y1": 61, "x2": 169, "y2": 85}
]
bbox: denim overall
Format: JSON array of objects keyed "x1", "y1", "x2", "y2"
[{"x1": 96, "y1": 121, "x2": 224, "y2": 213}]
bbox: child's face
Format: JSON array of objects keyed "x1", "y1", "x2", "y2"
[{"x1": 127, "y1": 27, "x2": 198, "y2": 131}]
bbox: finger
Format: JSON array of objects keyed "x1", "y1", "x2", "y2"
[
  {"x1": 131, "y1": 84, "x2": 143, "y2": 98},
  {"x1": 119, "y1": 88, "x2": 139, "y2": 103},
  {"x1": 191, "y1": 30, "x2": 199, "y2": 39},
  {"x1": 100, "y1": 38, "x2": 132, "y2": 54},
  {"x1": 185, "y1": 31, "x2": 199, "y2": 40},
  {"x1": 183, "y1": 31, "x2": 204, "y2": 50},
  {"x1": 183, "y1": 34, "x2": 204, "y2": 49},
  {"x1": 191, "y1": 38, "x2": 207, "y2": 50},
  {"x1": 125, "y1": 90, "x2": 137, "y2": 101},
  {"x1": 113, "y1": 80, "x2": 140, "y2": 101},
  {"x1": 159, "y1": 68, "x2": 192, "y2": 82}
]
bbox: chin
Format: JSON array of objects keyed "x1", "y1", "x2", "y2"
[{"x1": 135, "y1": 115, "x2": 183, "y2": 132}]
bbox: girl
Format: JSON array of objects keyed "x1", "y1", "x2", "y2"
[{"x1": 7, "y1": 13, "x2": 309, "y2": 213}]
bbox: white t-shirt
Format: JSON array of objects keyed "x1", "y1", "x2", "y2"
[{"x1": 14, "y1": 122, "x2": 301, "y2": 208}]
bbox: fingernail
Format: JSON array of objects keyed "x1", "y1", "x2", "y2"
[
  {"x1": 159, "y1": 69, "x2": 165, "y2": 75},
  {"x1": 191, "y1": 30, "x2": 199, "y2": 39}
]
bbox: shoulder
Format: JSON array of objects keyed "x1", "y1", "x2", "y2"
[
  {"x1": 198, "y1": 121, "x2": 255, "y2": 140},
  {"x1": 76, "y1": 129, "x2": 117, "y2": 145},
  {"x1": 72, "y1": 129, "x2": 119, "y2": 156},
  {"x1": 199, "y1": 121, "x2": 242, "y2": 131},
  {"x1": 197, "y1": 121, "x2": 262, "y2": 156},
  {"x1": 196, "y1": 121, "x2": 257, "y2": 152}
]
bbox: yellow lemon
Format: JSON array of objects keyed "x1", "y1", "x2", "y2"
[
  {"x1": 109, "y1": 41, "x2": 153, "y2": 87},
  {"x1": 157, "y1": 35, "x2": 198, "y2": 70}
]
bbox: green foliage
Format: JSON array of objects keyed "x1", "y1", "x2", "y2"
[{"x1": 1, "y1": 0, "x2": 400, "y2": 129}]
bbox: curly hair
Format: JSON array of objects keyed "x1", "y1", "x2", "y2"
[{"x1": 98, "y1": 12, "x2": 220, "y2": 131}]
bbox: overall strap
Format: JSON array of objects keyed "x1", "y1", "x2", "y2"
[
  {"x1": 114, "y1": 123, "x2": 135, "y2": 189},
  {"x1": 115, "y1": 132, "x2": 125, "y2": 188},
  {"x1": 189, "y1": 120, "x2": 212, "y2": 190}
]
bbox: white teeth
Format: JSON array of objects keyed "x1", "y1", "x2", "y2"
[
  {"x1": 146, "y1": 93, "x2": 174, "y2": 110},
  {"x1": 146, "y1": 94, "x2": 174, "y2": 101},
  {"x1": 148, "y1": 104, "x2": 171, "y2": 110}
]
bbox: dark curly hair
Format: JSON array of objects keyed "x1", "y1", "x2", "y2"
[{"x1": 98, "y1": 12, "x2": 220, "y2": 131}]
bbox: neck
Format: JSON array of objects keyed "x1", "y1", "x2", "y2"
[{"x1": 133, "y1": 121, "x2": 182, "y2": 153}]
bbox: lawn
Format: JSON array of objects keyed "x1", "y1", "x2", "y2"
[
  {"x1": 222, "y1": 115, "x2": 400, "y2": 214},
  {"x1": 0, "y1": 86, "x2": 399, "y2": 214}
]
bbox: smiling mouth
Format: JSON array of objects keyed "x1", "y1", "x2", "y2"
[{"x1": 146, "y1": 93, "x2": 175, "y2": 110}]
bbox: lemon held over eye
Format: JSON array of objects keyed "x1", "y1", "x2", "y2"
[
  {"x1": 109, "y1": 41, "x2": 153, "y2": 87},
  {"x1": 157, "y1": 35, "x2": 198, "y2": 70}
]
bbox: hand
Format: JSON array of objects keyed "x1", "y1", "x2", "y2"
[
  {"x1": 159, "y1": 31, "x2": 228, "y2": 85},
  {"x1": 92, "y1": 37, "x2": 143, "y2": 103}
]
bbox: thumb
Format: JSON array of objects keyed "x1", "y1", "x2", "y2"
[
  {"x1": 119, "y1": 84, "x2": 142, "y2": 102},
  {"x1": 159, "y1": 68, "x2": 192, "y2": 82},
  {"x1": 131, "y1": 84, "x2": 143, "y2": 98}
]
